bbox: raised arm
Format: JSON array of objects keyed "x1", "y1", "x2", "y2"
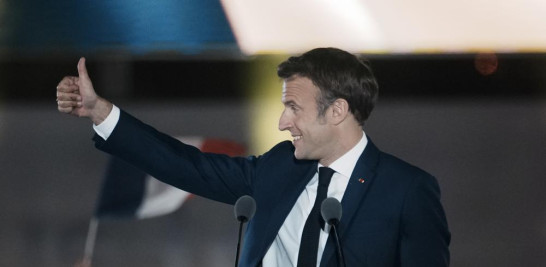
[{"x1": 56, "y1": 57, "x2": 113, "y2": 125}]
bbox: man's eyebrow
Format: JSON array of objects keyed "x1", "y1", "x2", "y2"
[{"x1": 283, "y1": 100, "x2": 297, "y2": 106}]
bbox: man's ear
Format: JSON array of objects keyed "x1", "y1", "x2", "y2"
[{"x1": 329, "y1": 98, "x2": 349, "y2": 125}]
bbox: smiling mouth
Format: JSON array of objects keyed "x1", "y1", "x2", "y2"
[{"x1": 293, "y1": 136, "x2": 302, "y2": 142}]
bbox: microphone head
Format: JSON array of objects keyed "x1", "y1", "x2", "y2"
[
  {"x1": 234, "y1": 195, "x2": 256, "y2": 222},
  {"x1": 321, "y1": 197, "x2": 342, "y2": 225}
]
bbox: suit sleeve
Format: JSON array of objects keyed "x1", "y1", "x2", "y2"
[
  {"x1": 399, "y1": 174, "x2": 451, "y2": 266},
  {"x1": 93, "y1": 109, "x2": 256, "y2": 205}
]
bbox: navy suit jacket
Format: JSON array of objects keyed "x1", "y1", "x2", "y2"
[{"x1": 93, "y1": 110, "x2": 450, "y2": 266}]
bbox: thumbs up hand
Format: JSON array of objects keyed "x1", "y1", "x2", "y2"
[{"x1": 57, "y1": 57, "x2": 112, "y2": 125}]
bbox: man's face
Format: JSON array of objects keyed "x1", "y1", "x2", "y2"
[{"x1": 278, "y1": 76, "x2": 334, "y2": 162}]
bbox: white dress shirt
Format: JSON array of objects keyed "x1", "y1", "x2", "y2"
[{"x1": 93, "y1": 105, "x2": 368, "y2": 267}]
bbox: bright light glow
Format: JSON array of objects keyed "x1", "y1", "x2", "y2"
[
  {"x1": 221, "y1": 0, "x2": 384, "y2": 54},
  {"x1": 221, "y1": 0, "x2": 546, "y2": 54},
  {"x1": 245, "y1": 56, "x2": 292, "y2": 154}
]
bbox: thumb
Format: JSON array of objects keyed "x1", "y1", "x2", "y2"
[
  {"x1": 77, "y1": 57, "x2": 89, "y2": 79},
  {"x1": 75, "y1": 57, "x2": 97, "y2": 100}
]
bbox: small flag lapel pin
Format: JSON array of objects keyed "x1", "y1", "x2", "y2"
[{"x1": 358, "y1": 178, "x2": 365, "y2": 184}]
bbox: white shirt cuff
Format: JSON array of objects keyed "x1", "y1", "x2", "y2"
[{"x1": 93, "y1": 105, "x2": 120, "y2": 140}]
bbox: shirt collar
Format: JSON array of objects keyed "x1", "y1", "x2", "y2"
[{"x1": 318, "y1": 132, "x2": 368, "y2": 178}]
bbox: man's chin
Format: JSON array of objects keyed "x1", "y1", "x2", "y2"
[{"x1": 293, "y1": 151, "x2": 314, "y2": 161}]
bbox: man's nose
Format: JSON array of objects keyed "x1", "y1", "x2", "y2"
[{"x1": 278, "y1": 110, "x2": 291, "y2": 131}]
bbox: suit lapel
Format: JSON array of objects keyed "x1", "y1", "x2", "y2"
[
  {"x1": 269, "y1": 161, "x2": 318, "y2": 234},
  {"x1": 320, "y1": 139, "x2": 380, "y2": 266},
  {"x1": 248, "y1": 159, "x2": 318, "y2": 266}
]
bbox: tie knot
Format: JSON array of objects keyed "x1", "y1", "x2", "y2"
[{"x1": 318, "y1": 167, "x2": 335, "y2": 187}]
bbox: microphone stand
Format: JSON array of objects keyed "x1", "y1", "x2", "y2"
[
  {"x1": 235, "y1": 219, "x2": 245, "y2": 267},
  {"x1": 330, "y1": 222, "x2": 346, "y2": 267}
]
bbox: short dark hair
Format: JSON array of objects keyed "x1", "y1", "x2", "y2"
[{"x1": 277, "y1": 47, "x2": 379, "y2": 126}]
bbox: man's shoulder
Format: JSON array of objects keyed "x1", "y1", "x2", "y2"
[
  {"x1": 256, "y1": 140, "x2": 315, "y2": 166},
  {"x1": 373, "y1": 146, "x2": 434, "y2": 180},
  {"x1": 270, "y1": 140, "x2": 294, "y2": 151},
  {"x1": 257, "y1": 140, "x2": 294, "y2": 158},
  {"x1": 371, "y1": 148, "x2": 441, "y2": 199}
]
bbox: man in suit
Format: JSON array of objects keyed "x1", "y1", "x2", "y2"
[{"x1": 56, "y1": 48, "x2": 450, "y2": 266}]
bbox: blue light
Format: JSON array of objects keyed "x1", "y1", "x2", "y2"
[{"x1": 0, "y1": 0, "x2": 236, "y2": 55}]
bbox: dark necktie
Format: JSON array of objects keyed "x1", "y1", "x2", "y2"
[{"x1": 297, "y1": 167, "x2": 335, "y2": 267}]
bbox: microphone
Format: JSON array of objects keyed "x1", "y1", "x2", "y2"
[
  {"x1": 321, "y1": 197, "x2": 346, "y2": 267},
  {"x1": 321, "y1": 197, "x2": 342, "y2": 225},
  {"x1": 234, "y1": 195, "x2": 256, "y2": 267}
]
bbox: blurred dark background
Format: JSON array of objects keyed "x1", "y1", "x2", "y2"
[
  {"x1": 1, "y1": 1, "x2": 546, "y2": 266},
  {"x1": 2, "y1": 54, "x2": 546, "y2": 100}
]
